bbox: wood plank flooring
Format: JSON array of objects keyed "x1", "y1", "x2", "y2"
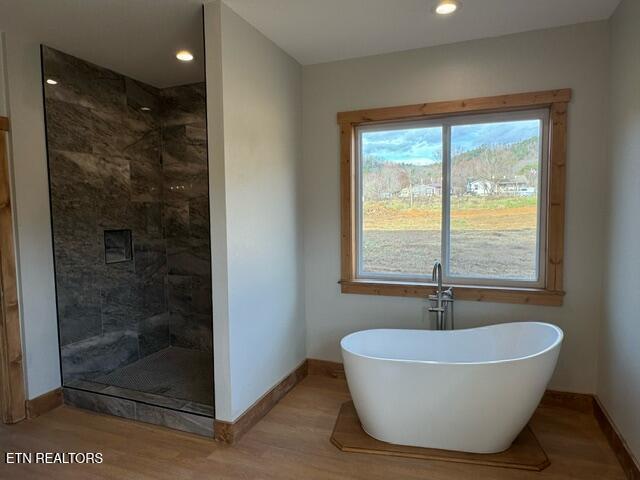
[{"x1": 0, "y1": 375, "x2": 627, "y2": 479}]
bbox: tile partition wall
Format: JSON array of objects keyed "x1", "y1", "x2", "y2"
[
  {"x1": 161, "y1": 84, "x2": 213, "y2": 352},
  {"x1": 42, "y1": 46, "x2": 212, "y2": 392}
]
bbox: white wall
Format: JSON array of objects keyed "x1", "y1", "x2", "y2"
[
  {"x1": 598, "y1": 0, "x2": 640, "y2": 462},
  {"x1": 302, "y1": 22, "x2": 610, "y2": 393},
  {"x1": 205, "y1": 1, "x2": 306, "y2": 422},
  {"x1": 0, "y1": 30, "x2": 60, "y2": 399},
  {"x1": 204, "y1": 0, "x2": 232, "y2": 423}
]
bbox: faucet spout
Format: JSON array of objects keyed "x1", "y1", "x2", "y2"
[
  {"x1": 427, "y1": 261, "x2": 453, "y2": 330},
  {"x1": 432, "y1": 261, "x2": 443, "y2": 293}
]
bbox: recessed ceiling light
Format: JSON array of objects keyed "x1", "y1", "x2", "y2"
[
  {"x1": 176, "y1": 50, "x2": 194, "y2": 62},
  {"x1": 140, "y1": 106, "x2": 151, "y2": 111},
  {"x1": 46, "y1": 78, "x2": 58, "y2": 85},
  {"x1": 435, "y1": 0, "x2": 459, "y2": 15}
]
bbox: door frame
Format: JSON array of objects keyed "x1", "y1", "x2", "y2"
[{"x1": 0, "y1": 115, "x2": 26, "y2": 423}]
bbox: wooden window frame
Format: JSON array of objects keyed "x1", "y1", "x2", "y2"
[
  {"x1": 0, "y1": 115, "x2": 27, "y2": 423},
  {"x1": 337, "y1": 89, "x2": 570, "y2": 306}
]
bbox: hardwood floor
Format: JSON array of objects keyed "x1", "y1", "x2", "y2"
[{"x1": 0, "y1": 375, "x2": 627, "y2": 479}]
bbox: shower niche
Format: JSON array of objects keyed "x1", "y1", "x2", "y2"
[
  {"x1": 42, "y1": 45, "x2": 214, "y2": 436},
  {"x1": 104, "y1": 229, "x2": 133, "y2": 264}
]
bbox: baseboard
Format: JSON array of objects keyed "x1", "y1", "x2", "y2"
[
  {"x1": 25, "y1": 388, "x2": 63, "y2": 419},
  {"x1": 214, "y1": 360, "x2": 308, "y2": 444},
  {"x1": 593, "y1": 396, "x2": 640, "y2": 480}
]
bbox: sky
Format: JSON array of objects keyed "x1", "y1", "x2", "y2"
[{"x1": 362, "y1": 119, "x2": 540, "y2": 165}]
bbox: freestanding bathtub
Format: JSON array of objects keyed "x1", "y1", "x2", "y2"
[{"x1": 341, "y1": 322, "x2": 563, "y2": 454}]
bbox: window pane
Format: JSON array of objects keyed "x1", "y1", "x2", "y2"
[
  {"x1": 449, "y1": 119, "x2": 541, "y2": 281},
  {"x1": 360, "y1": 126, "x2": 442, "y2": 277}
]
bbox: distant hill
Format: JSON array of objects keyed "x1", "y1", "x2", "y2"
[
  {"x1": 363, "y1": 136, "x2": 540, "y2": 200},
  {"x1": 452, "y1": 136, "x2": 539, "y2": 174}
]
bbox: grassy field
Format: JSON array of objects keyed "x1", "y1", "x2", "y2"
[
  {"x1": 362, "y1": 196, "x2": 538, "y2": 279},
  {"x1": 363, "y1": 196, "x2": 538, "y2": 231}
]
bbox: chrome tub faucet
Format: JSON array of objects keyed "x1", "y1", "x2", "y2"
[{"x1": 428, "y1": 261, "x2": 454, "y2": 330}]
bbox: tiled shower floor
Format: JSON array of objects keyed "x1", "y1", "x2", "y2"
[{"x1": 69, "y1": 346, "x2": 215, "y2": 418}]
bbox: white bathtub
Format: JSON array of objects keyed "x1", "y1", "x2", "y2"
[{"x1": 341, "y1": 322, "x2": 563, "y2": 454}]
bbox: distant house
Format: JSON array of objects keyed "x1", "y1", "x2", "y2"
[
  {"x1": 466, "y1": 180, "x2": 494, "y2": 196},
  {"x1": 426, "y1": 183, "x2": 443, "y2": 196},
  {"x1": 398, "y1": 183, "x2": 441, "y2": 198},
  {"x1": 466, "y1": 176, "x2": 536, "y2": 196},
  {"x1": 497, "y1": 175, "x2": 535, "y2": 196}
]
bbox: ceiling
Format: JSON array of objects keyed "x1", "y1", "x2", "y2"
[
  {"x1": 224, "y1": 0, "x2": 621, "y2": 65},
  {"x1": 0, "y1": 0, "x2": 205, "y2": 88},
  {"x1": 0, "y1": 0, "x2": 621, "y2": 86}
]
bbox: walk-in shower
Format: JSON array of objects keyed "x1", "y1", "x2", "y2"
[{"x1": 42, "y1": 45, "x2": 214, "y2": 435}]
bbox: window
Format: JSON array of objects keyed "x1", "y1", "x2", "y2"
[
  {"x1": 358, "y1": 110, "x2": 547, "y2": 286},
  {"x1": 339, "y1": 90, "x2": 570, "y2": 305}
]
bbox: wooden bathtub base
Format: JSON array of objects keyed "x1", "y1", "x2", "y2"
[{"x1": 331, "y1": 401, "x2": 550, "y2": 472}]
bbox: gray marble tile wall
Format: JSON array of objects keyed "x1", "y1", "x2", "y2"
[
  {"x1": 42, "y1": 46, "x2": 212, "y2": 385},
  {"x1": 161, "y1": 84, "x2": 212, "y2": 353}
]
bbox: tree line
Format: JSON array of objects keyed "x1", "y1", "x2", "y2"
[{"x1": 363, "y1": 137, "x2": 540, "y2": 202}]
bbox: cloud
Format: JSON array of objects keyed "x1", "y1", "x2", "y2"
[
  {"x1": 363, "y1": 127, "x2": 442, "y2": 164},
  {"x1": 362, "y1": 120, "x2": 540, "y2": 164}
]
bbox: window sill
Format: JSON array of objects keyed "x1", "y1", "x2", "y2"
[{"x1": 339, "y1": 279, "x2": 564, "y2": 306}]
